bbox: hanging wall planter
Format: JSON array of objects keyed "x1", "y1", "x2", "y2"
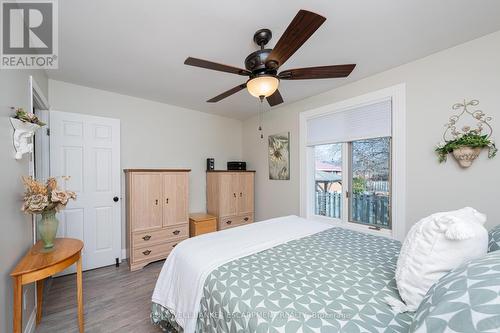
[
  {"x1": 436, "y1": 100, "x2": 497, "y2": 168},
  {"x1": 451, "y1": 146, "x2": 482, "y2": 168},
  {"x1": 10, "y1": 108, "x2": 46, "y2": 160}
]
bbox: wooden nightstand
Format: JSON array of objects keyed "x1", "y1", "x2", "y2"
[{"x1": 189, "y1": 213, "x2": 217, "y2": 237}]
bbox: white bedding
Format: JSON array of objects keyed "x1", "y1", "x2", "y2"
[{"x1": 151, "y1": 215, "x2": 332, "y2": 333}]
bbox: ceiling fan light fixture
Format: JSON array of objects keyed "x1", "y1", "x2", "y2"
[
  {"x1": 246, "y1": 75, "x2": 279, "y2": 98},
  {"x1": 186, "y1": 10, "x2": 355, "y2": 107}
]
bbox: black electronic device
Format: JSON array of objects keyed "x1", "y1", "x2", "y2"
[
  {"x1": 206, "y1": 158, "x2": 215, "y2": 171},
  {"x1": 227, "y1": 161, "x2": 246, "y2": 171}
]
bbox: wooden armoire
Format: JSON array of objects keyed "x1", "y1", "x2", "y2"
[
  {"x1": 206, "y1": 171, "x2": 255, "y2": 231},
  {"x1": 125, "y1": 169, "x2": 190, "y2": 271}
]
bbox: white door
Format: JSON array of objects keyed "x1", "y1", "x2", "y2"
[{"x1": 50, "y1": 111, "x2": 121, "y2": 272}]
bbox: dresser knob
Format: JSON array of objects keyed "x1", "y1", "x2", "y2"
[
  {"x1": 142, "y1": 235, "x2": 151, "y2": 241},
  {"x1": 244, "y1": 217, "x2": 249, "y2": 221},
  {"x1": 226, "y1": 220, "x2": 232, "y2": 225},
  {"x1": 173, "y1": 230, "x2": 180, "y2": 235},
  {"x1": 172, "y1": 243, "x2": 177, "y2": 248},
  {"x1": 142, "y1": 250, "x2": 151, "y2": 256}
]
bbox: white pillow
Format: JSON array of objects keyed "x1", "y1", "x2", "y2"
[{"x1": 387, "y1": 207, "x2": 488, "y2": 312}]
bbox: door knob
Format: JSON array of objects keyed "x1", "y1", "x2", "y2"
[{"x1": 113, "y1": 196, "x2": 119, "y2": 202}]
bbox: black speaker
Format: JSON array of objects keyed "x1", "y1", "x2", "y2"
[{"x1": 206, "y1": 158, "x2": 215, "y2": 171}]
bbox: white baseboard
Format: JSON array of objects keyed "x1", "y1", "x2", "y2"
[
  {"x1": 121, "y1": 248, "x2": 127, "y2": 260},
  {"x1": 24, "y1": 307, "x2": 36, "y2": 333}
]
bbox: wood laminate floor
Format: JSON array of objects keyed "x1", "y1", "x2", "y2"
[{"x1": 36, "y1": 260, "x2": 165, "y2": 333}]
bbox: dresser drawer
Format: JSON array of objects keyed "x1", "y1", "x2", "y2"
[
  {"x1": 164, "y1": 225, "x2": 189, "y2": 239},
  {"x1": 218, "y1": 216, "x2": 240, "y2": 230},
  {"x1": 218, "y1": 214, "x2": 253, "y2": 230},
  {"x1": 132, "y1": 239, "x2": 185, "y2": 263},
  {"x1": 238, "y1": 214, "x2": 253, "y2": 225},
  {"x1": 218, "y1": 214, "x2": 254, "y2": 230},
  {"x1": 132, "y1": 225, "x2": 188, "y2": 248}
]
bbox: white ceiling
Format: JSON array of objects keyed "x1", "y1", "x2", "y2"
[{"x1": 48, "y1": 0, "x2": 500, "y2": 120}]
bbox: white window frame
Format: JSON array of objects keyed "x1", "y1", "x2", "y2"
[{"x1": 299, "y1": 84, "x2": 406, "y2": 241}]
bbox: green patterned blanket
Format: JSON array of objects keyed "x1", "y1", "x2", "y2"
[{"x1": 152, "y1": 227, "x2": 413, "y2": 332}]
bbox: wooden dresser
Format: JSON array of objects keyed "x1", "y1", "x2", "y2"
[
  {"x1": 125, "y1": 169, "x2": 190, "y2": 271},
  {"x1": 206, "y1": 171, "x2": 255, "y2": 231}
]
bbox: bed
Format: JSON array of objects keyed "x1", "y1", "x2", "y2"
[{"x1": 151, "y1": 216, "x2": 413, "y2": 332}]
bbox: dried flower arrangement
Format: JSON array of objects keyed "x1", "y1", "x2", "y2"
[
  {"x1": 22, "y1": 176, "x2": 77, "y2": 249},
  {"x1": 21, "y1": 176, "x2": 76, "y2": 214},
  {"x1": 436, "y1": 100, "x2": 497, "y2": 167},
  {"x1": 13, "y1": 107, "x2": 46, "y2": 126}
]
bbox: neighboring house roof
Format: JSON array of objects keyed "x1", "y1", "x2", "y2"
[
  {"x1": 315, "y1": 171, "x2": 342, "y2": 183},
  {"x1": 316, "y1": 161, "x2": 342, "y2": 172}
]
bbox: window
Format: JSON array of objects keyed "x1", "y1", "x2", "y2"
[
  {"x1": 314, "y1": 138, "x2": 391, "y2": 229},
  {"x1": 314, "y1": 143, "x2": 342, "y2": 219},
  {"x1": 300, "y1": 84, "x2": 405, "y2": 238},
  {"x1": 349, "y1": 137, "x2": 391, "y2": 229}
]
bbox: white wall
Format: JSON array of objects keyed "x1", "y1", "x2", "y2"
[
  {"x1": 49, "y1": 80, "x2": 243, "y2": 252},
  {"x1": 0, "y1": 71, "x2": 48, "y2": 333},
  {"x1": 243, "y1": 30, "x2": 500, "y2": 235}
]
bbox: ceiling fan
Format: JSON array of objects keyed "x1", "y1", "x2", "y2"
[{"x1": 184, "y1": 9, "x2": 356, "y2": 107}]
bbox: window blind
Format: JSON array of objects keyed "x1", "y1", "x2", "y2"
[{"x1": 306, "y1": 99, "x2": 392, "y2": 146}]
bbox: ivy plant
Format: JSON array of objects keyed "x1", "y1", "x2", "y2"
[{"x1": 436, "y1": 133, "x2": 497, "y2": 163}]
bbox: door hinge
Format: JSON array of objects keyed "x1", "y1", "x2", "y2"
[
  {"x1": 345, "y1": 191, "x2": 349, "y2": 198},
  {"x1": 46, "y1": 128, "x2": 50, "y2": 136}
]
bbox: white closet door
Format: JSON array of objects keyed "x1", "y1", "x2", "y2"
[{"x1": 50, "y1": 111, "x2": 121, "y2": 272}]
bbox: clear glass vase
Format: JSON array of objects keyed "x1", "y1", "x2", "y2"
[{"x1": 38, "y1": 210, "x2": 59, "y2": 250}]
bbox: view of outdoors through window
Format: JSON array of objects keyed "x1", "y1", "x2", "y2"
[
  {"x1": 314, "y1": 137, "x2": 391, "y2": 229},
  {"x1": 314, "y1": 143, "x2": 342, "y2": 218},
  {"x1": 349, "y1": 137, "x2": 391, "y2": 228}
]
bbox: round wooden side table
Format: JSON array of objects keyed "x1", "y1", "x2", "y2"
[{"x1": 10, "y1": 238, "x2": 84, "y2": 333}]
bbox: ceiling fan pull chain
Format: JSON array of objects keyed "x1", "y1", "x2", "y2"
[{"x1": 258, "y1": 97, "x2": 264, "y2": 139}]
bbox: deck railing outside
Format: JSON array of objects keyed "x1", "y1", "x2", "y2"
[
  {"x1": 365, "y1": 180, "x2": 389, "y2": 193},
  {"x1": 315, "y1": 191, "x2": 390, "y2": 228}
]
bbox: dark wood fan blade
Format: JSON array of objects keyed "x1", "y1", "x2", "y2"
[
  {"x1": 185, "y1": 57, "x2": 251, "y2": 76},
  {"x1": 279, "y1": 64, "x2": 356, "y2": 80},
  {"x1": 266, "y1": 89, "x2": 284, "y2": 107},
  {"x1": 207, "y1": 83, "x2": 247, "y2": 103},
  {"x1": 265, "y1": 10, "x2": 326, "y2": 69}
]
